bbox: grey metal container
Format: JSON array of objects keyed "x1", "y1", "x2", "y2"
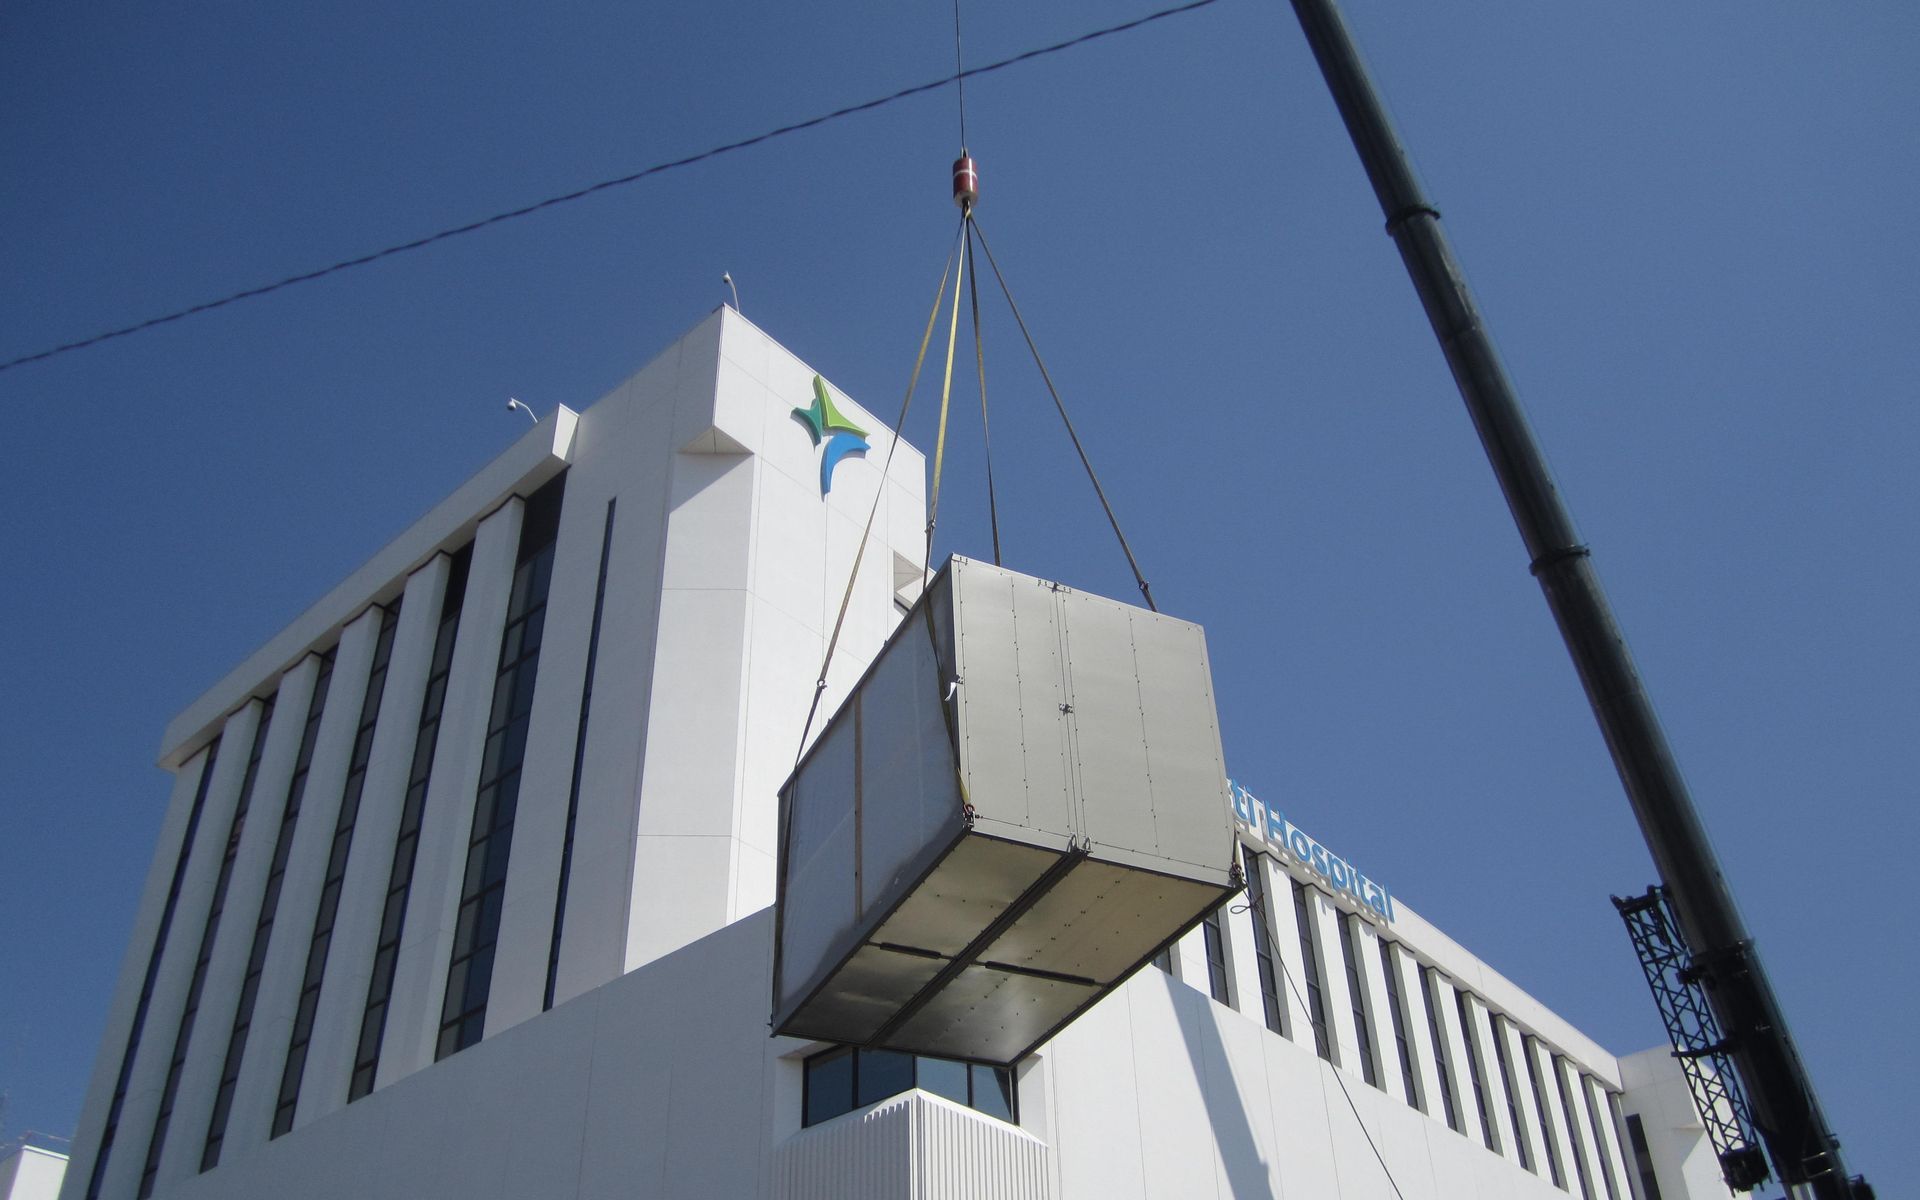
[{"x1": 772, "y1": 556, "x2": 1238, "y2": 1065}]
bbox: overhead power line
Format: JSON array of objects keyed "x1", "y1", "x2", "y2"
[{"x1": 0, "y1": 0, "x2": 1223, "y2": 376}]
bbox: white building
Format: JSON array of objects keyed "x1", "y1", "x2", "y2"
[
  {"x1": 1, "y1": 1138, "x2": 69, "y2": 1200},
  {"x1": 63, "y1": 309, "x2": 1730, "y2": 1200}
]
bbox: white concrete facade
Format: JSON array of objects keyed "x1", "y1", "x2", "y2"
[{"x1": 65, "y1": 310, "x2": 1732, "y2": 1200}]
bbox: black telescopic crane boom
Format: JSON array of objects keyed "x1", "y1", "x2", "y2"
[{"x1": 1281, "y1": 1, "x2": 1862, "y2": 1195}]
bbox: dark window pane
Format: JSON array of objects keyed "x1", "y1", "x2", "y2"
[
  {"x1": 970, "y1": 1064, "x2": 1014, "y2": 1123},
  {"x1": 856, "y1": 1049, "x2": 914, "y2": 1107},
  {"x1": 918, "y1": 1056, "x2": 969, "y2": 1104},
  {"x1": 804, "y1": 1049, "x2": 854, "y2": 1127}
]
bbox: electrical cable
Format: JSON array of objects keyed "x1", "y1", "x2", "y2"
[
  {"x1": 969, "y1": 218, "x2": 1159, "y2": 611},
  {"x1": 0, "y1": 0, "x2": 1224, "y2": 376}
]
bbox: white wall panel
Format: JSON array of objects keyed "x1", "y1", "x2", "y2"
[
  {"x1": 96, "y1": 728, "x2": 252, "y2": 1200},
  {"x1": 1465, "y1": 993, "x2": 1516, "y2": 1161},
  {"x1": 221, "y1": 609, "x2": 378, "y2": 1154},
  {"x1": 1428, "y1": 967, "x2": 1474, "y2": 1138},
  {"x1": 1496, "y1": 1014, "x2": 1544, "y2": 1180},
  {"x1": 485, "y1": 474, "x2": 607, "y2": 1036},
  {"x1": 61, "y1": 750, "x2": 203, "y2": 1200},
  {"x1": 1583, "y1": 1075, "x2": 1632, "y2": 1200},
  {"x1": 149, "y1": 699, "x2": 269, "y2": 1194},
  {"x1": 377, "y1": 498, "x2": 522, "y2": 1087},
  {"x1": 295, "y1": 563, "x2": 446, "y2": 1126},
  {"x1": 1529, "y1": 1035, "x2": 1578, "y2": 1192},
  {"x1": 1357, "y1": 919, "x2": 1407, "y2": 1105},
  {"x1": 1310, "y1": 890, "x2": 1356, "y2": 1076},
  {"x1": 1390, "y1": 941, "x2": 1437, "y2": 1117}
]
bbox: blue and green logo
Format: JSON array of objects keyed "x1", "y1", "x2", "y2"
[{"x1": 793, "y1": 374, "x2": 869, "y2": 495}]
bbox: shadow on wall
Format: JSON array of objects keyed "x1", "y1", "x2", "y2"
[{"x1": 1165, "y1": 973, "x2": 1278, "y2": 1200}]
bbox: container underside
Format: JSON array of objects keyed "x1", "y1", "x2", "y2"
[{"x1": 776, "y1": 832, "x2": 1232, "y2": 1065}]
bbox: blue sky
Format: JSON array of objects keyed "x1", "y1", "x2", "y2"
[{"x1": 2, "y1": 0, "x2": 1913, "y2": 1188}]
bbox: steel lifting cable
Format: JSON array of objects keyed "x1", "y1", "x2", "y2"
[
  {"x1": 924, "y1": 225, "x2": 970, "y2": 564},
  {"x1": 963, "y1": 219, "x2": 1004, "y2": 565},
  {"x1": 794, "y1": 218, "x2": 965, "y2": 765},
  {"x1": 969, "y1": 218, "x2": 1159, "y2": 612}
]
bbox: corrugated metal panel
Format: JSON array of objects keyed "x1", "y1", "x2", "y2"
[{"x1": 771, "y1": 1092, "x2": 1052, "y2": 1200}]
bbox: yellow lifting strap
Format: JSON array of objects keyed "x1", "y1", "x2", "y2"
[{"x1": 925, "y1": 227, "x2": 969, "y2": 546}]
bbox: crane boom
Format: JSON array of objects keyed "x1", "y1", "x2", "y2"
[{"x1": 1280, "y1": 1, "x2": 1863, "y2": 1194}]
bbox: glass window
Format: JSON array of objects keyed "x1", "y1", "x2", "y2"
[
  {"x1": 203, "y1": 649, "x2": 337, "y2": 1171},
  {"x1": 438, "y1": 475, "x2": 566, "y2": 1060},
  {"x1": 856, "y1": 1049, "x2": 914, "y2": 1107},
  {"x1": 970, "y1": 1062, "x2": 1014, "y2": 1123},
  {"x1": 1420, "y1": 965, "x2": 1461, "y2": 1133},
  {"x1": 1491, "y1": 1015, "x2": 1535, "y2": 1172},
  {"x1": 1339, "y1": 916, "x2": 1380, "y2": 1088},
  {"x1": 1455, "y1": 990, "x2": 1497, "y2": 1151},
  {"x1": 89, "y1": 739, "x2": 221, "y2": 1200},
  {"x1": 1292, "y1": 879, "x2": 1331, "y2": 1060},
  {"x1": 273, "y1": 606, "x2": 399, "y2": 1137},
  {"x1": 1201, "y1": 907, "x2": 1230, "y2": 1004},
  {"x1": 918, "y1": 1056, "x2": 970, "y2": 1105},
  {"x1": 1625, "y1": 1113, "x2": 1666, "y2": 1200},
  {"x1": 801, "y1": 1047, "x2": 1017, "y2": 1129},
  {"x1": 1241, "y1": 849, "x2": 1285, "y2": 1036},
  {"x1": 803, "y1": 1047, "x2": 854, "y2": 1127},
  {"x1": 1378, "y1": 940, "x2": 1418, "y2": 1109},
  {"x1": 1554, "y1": 1055, "x2": 1596, "y2": 1200},
  {"x1": 1525, "y1": 1036, "x2": 1567, "y2": 1188}
]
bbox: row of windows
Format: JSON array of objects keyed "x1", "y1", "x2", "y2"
[
  {"x1": 98, "y1": 476, "x2": 593, "y2": 1193},
  {"x1": 437, "y1": 475, "x2": 565, "y2": 1060},
  {"x1": 202, "y1": 648, "x2": 336, "y2": 1171},
  {"x1": 137, "y1": 703, "x2": 273, "y2": 1197},
  {"x1": 802, "y1": 1046, "x2": 1015, "y2": 1129},
  {"x1": 272, "y1": 604, "x2": 402, "y2": 1137},
  {"x1": 1175, "y1": 851, "x2": 1628, "y2": 1196},
  {"x1": 85, "y1": 736, "x2": 222, "y2": 1200},
  {"x1": 350, "y1": 544, "x2": 471, "y2": 1101}
]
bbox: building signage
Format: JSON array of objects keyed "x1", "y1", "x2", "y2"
[
  {"x1": 793, "y1": 374, "x2": 869, "y2": 496},
  {"x1": 1229, "y1": 779, "x2": 1395, "y2": 924}
]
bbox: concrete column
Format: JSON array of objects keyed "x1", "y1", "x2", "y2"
[
  {"x1": 1494, "y1": 1014, "x2": 1542, "y2": 1176},
  {"x1": 220, "y1": 610, "x2": 379, "y2": 1154},
  {"x1": 66, "y1": 750, "x2": 211, "y2": 1200},
  {"x1": 167, "y1": 656, "x2": 316, "y2": 1179},
  {"x1": 1174, "y1": 928, "x2": 1211, "y2": 997},
  {"x1": 95, "y1": 727, "x2": 251, "y2": 1200},
  {"x1": 1463, "y1": 993, "x2": 1515, "y2": 1159},
  {"x1": 1529, "y1": 1035, "x2": 1578, "y2": 1190},
  {"x1": 1354, "y1": 920, "x2": 1406, "y2": 1104},
  {"x1": 485, "y1": 480, "x2": 607, "y2": 1035},
  {"x1": 1307, "y1": 891, "x2": 1354, "y2": 1075},
  {"x1": 1561, "y1": 1058, "x2": 1611, "y2": 1200},
  {"x1": 1585, "y1": 1074, "x2": 1634, "y2": 1200},
  {"x1": 1427, "y1": 968, "x2": 1473, "y2": 1135},
  {"x1": 1269, "y1": 869, "x2": 1315, "y2": 1053},
  {"x1": 1222, "y1": 856, "x2": 1275, "y2": 1033},
  {"x1": 1606, "y1": 1091, "x2": 1646, "y2": 1200},
  {"x1": 152, "y1": 699, "x2": 278, "y2": 1194},
  {"x1": 1386, "y1": 946, "x2": 1436, "y2": 1119},
  {"x1": 379, "y1": 499, "x2": 524, "y2": 1085},
  {"x1": 297, "y1": 564, "x2": 447, "y2": 1125}
]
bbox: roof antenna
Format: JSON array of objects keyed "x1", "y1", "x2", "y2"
[
  {"x1": 506, "y1": 397, "x2": 538, "y2": 425},
  {"x1": 722, "y1": 272, "x2": 740, "y2": 313}
]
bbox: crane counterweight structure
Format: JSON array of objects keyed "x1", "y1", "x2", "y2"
[{"x1": 1280, "y1": 0, "x2": 1869, "y2": 1195}]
